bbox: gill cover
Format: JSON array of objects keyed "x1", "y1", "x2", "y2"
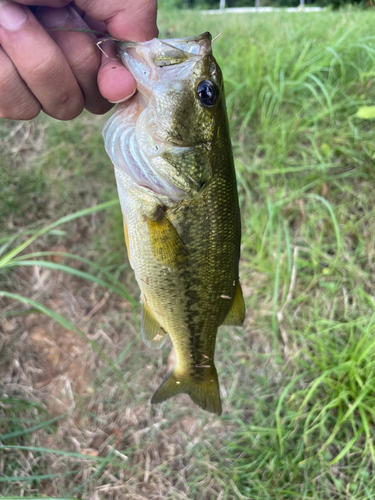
[{"x1": 103, "y1": 32, "x2": 222, "y2": 203}]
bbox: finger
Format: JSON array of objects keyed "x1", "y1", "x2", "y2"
[
  {"x1": 97, "y1": 39, "x2": 136, "y2": 104},
  {"x1": 81, "y1": 13, "x2": 107, "y2": 38},
  {"x1": 0, "y1": 46, "x2": 41, "y2": 119},
  {"x1": 0, "y1": 1, "x2": 84, "y2": 120},
  {"x1": 12, "y1": 0, "x2": 71, "y2": 7},
  {"x1": 12, "y1": 0, "x2": 159, "y2": 41},
  {"x1": 36, "y1": 5, "x2": 112, "y2": 114},
  {"x1": 76, "y1": 0, "x2": 159, "y2": 41}
]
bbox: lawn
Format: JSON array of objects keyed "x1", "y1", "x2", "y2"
[{"x1": 1, "y1": 7, "x2": 375, "y2": 499}]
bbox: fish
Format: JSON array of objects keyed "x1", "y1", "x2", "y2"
[{"x1": 103, "y1": 32, "x2": 245, "y2": 415}]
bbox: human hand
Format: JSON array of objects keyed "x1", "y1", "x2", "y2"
[{"x1": 0, "y1": 0, "x2": 158, "y2": 120}]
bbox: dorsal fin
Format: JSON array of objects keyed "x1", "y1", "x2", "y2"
[{"x1": 221, "y1": 281, "x2": 245, "y2": 326}]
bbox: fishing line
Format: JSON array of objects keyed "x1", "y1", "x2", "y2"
[
  {"x1": 51, "y1": 27, "x2": 115, "y2": 38},
  {"x1": 212, "y1": 32, "x2": 223, "y2": 43}
]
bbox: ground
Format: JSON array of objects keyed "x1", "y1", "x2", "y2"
[{"x1": 1, "y1": 7, "x2": 375, "y2": 500}]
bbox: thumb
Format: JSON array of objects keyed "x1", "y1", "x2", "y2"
[{"x1": 97, "y1": 39, "x2": 136, "y2": 104}]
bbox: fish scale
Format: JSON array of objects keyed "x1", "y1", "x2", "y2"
[{"x1": 103, "y1": 32, "x2": 245, "y2": 415}]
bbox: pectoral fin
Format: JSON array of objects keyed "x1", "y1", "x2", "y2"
[
  {"x1": 147, "y1": 214, "x2": 189, "y2": 267},
  {"x1": 221, "y1": 282, "x2": 246, "y2": 326},
  {"x1": 141, "y1": 300, "x2": 168, "y2": 349}
]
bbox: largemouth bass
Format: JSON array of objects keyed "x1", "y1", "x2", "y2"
[{"x1": 103, "y1": 32, "x2": 245, "y2": 415}]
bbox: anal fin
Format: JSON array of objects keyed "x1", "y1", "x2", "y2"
[
  {"x1": 141, "y1": 300, "x2": 168, "y2": 349},
  {"x1": 221, "y1": 281, "x2": 246, "y2": 326}
]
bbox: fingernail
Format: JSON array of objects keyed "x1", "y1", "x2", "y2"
[
  {"x1": 108, "y1": 89, "x2": 137, "y2": 104},
  {"x1": 38, "y1": 6, "x2": 70, "y2": 28},
  {"x1": 0, "y1": 1, "x2": 27, "y2": 31}
]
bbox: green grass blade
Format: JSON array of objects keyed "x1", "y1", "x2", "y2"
[
  {"x1": 1, "y1": 413, "x2": 67, "y2": 440},
  {"x1": 12, "y1": 251, "x2": 132, "y2": 296},
  {"x1": 0, "y1": 291, "x2": 134, "y2": 396},
  {"x1": 272, "y1": 222, "x2": 282, "y2": 334},
  {"x1": 4, "y1": 260, "x2": 137, "y2": 305},
  {"x1": 0, "y1": 444, "x2": 109, "y2": 462},
  {"x1": 328, "y1": 426, "x2": 364, "y2": 465},
  {"x1": 306, "y1": 194, "x2": 342, "y2": 259},
  {"x1": 275, "y1": 374, "x2": 303, "y2": 453},
  {"x1": 0, "y1": 199, "x2": 119, "y2": 268},
  {"x1": 0, "y1": 308, "x2": 38, "y2": 318}
]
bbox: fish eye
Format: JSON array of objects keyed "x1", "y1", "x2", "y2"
[{"x1": 196, "y1": 80, "x2": 217, "y2": 107}]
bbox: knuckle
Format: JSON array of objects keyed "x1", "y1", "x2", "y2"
[
  {"x1": 52, "y1": 94, "x2": 84, "y2": 121},
  {"x1": 24, "y1": 50, "x2": 84, "y2": 120},
  {"x1": 27, "y1": 49, "x2": 61, "y2": 81},
  {"x1": 70, "y1": 43, "x2": 100, "y2": 75}
]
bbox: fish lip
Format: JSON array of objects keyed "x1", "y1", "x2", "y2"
[
  {"x1": 116, "y1": 32, "x2": 212, "y2": 55},
  {"x1": 169, "y1": 31, "x2": 212, "y2": 44},
  {"x1": 115, "y1": 32, "x2": 212, "y2": 76}
]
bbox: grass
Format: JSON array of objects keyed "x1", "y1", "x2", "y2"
[{"x1": 1, "y1": 6, "x2": 375, "y2": 499}]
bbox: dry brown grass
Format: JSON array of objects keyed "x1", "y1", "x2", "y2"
[
  {"x1": 3, "y1": 8, "x2": 375, "y2": 498},
  {"x1": 1, "y1": 223, "x2": 245, "y2": 498}
]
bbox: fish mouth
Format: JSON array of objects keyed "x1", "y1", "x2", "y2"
[
  {"x1": 115, "y1": 32, "x2": 212, "y2": 89},
  {"x1": 116, "y1": 32, "x2": 212, "y2": 65},
  {"x1": 114, "y1": 33, "x2": 213, "y2": 150}
]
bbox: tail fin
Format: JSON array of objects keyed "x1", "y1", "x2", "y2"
[{"x1": 151, "y1": 365, "x2": 222, "y2": 415}]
